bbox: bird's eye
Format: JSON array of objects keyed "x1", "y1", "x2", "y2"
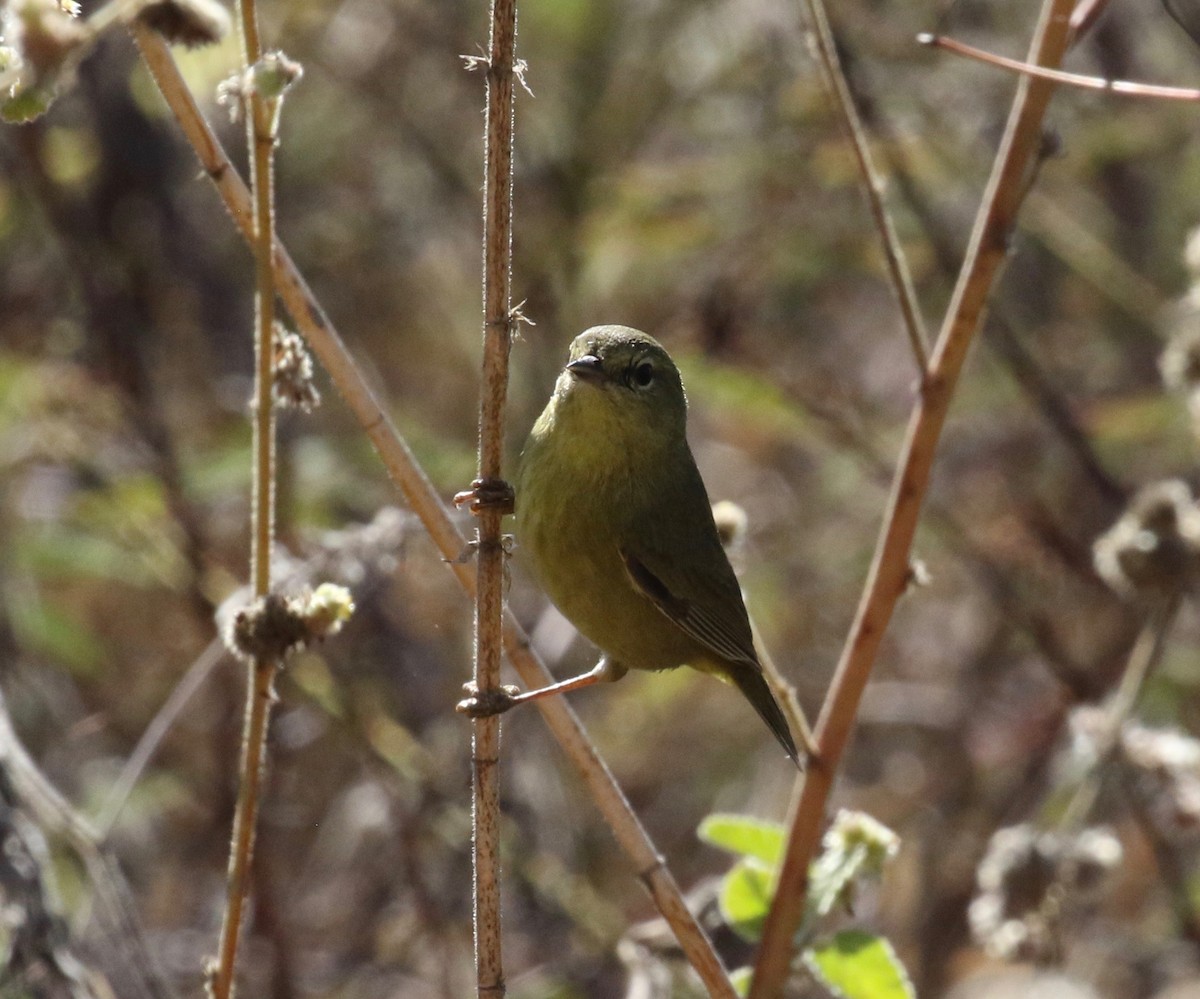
[{"x1": 631, "y1": 361, "x2": 655, "y2": 389}]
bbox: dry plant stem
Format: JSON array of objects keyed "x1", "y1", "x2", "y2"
[
  {"x1": 921, "y1": 33, "x2": 1200, "y2": 103},
  {"x1": 1059, "y1": 596, "x2": 1180, "y2": 833},
  {"x1": 749, "y1": 0, "x2": 1075, "y2": 994},
  {"x1": 130, "y1": 26, "x2": 736, "y2": 998},
  {"x1": 471, "y1": 0, "x2": 519, "y2": 993},
  {"x1": 212, "y1": 658, "x2": 276, "y2": 999},
  {"x1": 241, "y1": 0, "x2": 277, "y2": 599},
  {"x1": 100, "y1": 638, "x2": 226, "y2": 833},
  {"x1": 212, "y1": 0, "x2": 280, "y2": 993},
  {"x1": 803, "y1": 0, "x2": 929, "y2": 373}
]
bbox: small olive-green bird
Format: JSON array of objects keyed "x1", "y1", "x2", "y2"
[{"x1": 506, "y1": 325, "x2": 800, "y2": 766}]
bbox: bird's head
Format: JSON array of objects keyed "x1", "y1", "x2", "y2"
[{"x1": 552, "y1": 325, "x2": 688, "y2": 443}]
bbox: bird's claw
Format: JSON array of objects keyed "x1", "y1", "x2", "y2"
[
  {"x1": 454, "y1": 477, "x2": 515, "y2": 516},
  {"x1": 456, "y1": 681, "x2": 522, "y2": 717}
]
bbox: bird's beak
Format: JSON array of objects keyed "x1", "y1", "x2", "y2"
[{"x1": 566, "y1": 354, "x2": 605, "y2": 383}]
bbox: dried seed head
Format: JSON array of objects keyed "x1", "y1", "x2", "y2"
[
  {"x1": 1093, "y1": 480, "x2": 1200, "y2": 598},
  {"x1": 1121, "y1": 722, "x2": 1200, "y2": 840},
  {"x1": 823, "y1": 808, "x2": 901, "y2": 867},
  {"x1": 1123, "y1": 723, "x2": 1200, "y2": 772},
  {"x1": 222, "y1": 585, "x2": 354, "y2": 663},
  {"x1": 135, "y1": 0, "x2": 231, "y2": 48},
  {"x1": 969, "y1": 824, "x2": 1120, "y2": 961},
  {"x1": 0, "y1": 0, "x2": 85, "y2": 122},
  {"x1": 272, "y1": 324, "x2": 320, "y2": 412}
]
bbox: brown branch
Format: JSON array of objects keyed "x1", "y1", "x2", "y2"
[
  {"x1": 749, "y1": 1, "x2": 1077, "y2": 994},
  {"x1": 471, "y1": 0, "x2": 518, "y2": 994},
  {"x1": 920, "y1": 32, "x2": 1200, "y2": 103},
  {"x1": 129, "y1": 25, "x2": 736, "y2": 997}
]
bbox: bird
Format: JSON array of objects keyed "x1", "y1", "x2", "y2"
[{"x1": 457, "y1": 324, "x2": 801, "y2": 767}]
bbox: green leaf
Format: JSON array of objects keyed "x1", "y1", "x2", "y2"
[
  {"x1": 804, "y1": 931, "x2": 914, "y2": 999},
  {"x1": 719, "y1": 857, "x2": 775, "y2": 941},
  {"x1": 2, "y1": 86, "x2": 54, "y2": 123},
  {"x1": 699, "y1": 813, "x2": 785, "y2": 867}
]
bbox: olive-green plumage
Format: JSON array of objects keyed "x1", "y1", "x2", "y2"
[{"x1": 515, "y1": 325, "x2": 799, "y2": 766}]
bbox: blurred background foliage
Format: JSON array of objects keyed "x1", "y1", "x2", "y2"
[{"x1": 4, "y1": 0, "x2": 1200, "y2": 995}]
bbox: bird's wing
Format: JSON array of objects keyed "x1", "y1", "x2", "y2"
[
  {"x1": 617, "y1": 460, "x2": 761, "y2": 671},
  {"x1": 620, "y1": 546, "x2": 760, "y2": 668}
]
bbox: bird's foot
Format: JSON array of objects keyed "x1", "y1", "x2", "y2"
[
  {"x1": 454, "y1": 477, "x2": 515, "y2": 516},
  {"x1": 456, "y1": 681, "x2": 523, "y2": 717}
]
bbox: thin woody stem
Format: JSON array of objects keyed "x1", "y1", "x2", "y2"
[
  {"x1": 211, "y1": 0, "x2": 281, "y2": 991},
  {"x1": 749, "y1": 0, "x2": 1077, "y2": 994},
  {"x1": 920, "y1": 33, "x2": 1200, "y2": 103},
  {"x1": 472, "y1": 0, "x2": 518, "y2": 993}
]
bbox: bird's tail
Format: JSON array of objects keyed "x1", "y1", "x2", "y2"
[{"x1": 730, "y1": 667, "x2": 801, "y2": 769}]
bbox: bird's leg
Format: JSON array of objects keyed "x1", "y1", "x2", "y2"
[
  {"x1": 456, "y1": 656, "x2": 623, "y2": 718},
  {"x1": 454, "y1": 477, "x2": 515, "y2": 516}
]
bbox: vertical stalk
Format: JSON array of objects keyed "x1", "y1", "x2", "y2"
[
  {"x1": 211, "y1": 0, "x2": 280, "y2": 994},
  {"x1": 473, "y1": 0, "x2": 518, "y2": 994},
  {"x1": 748, "y1": 0, "x2": 1076, "y2": 994}
]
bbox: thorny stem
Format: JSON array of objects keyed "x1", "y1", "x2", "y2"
[
  {"x1": 212, "y1": 0, "x2": 281, "y2": 992},
  {"x1": 472, "y1": 0, "x2": 518, "y2": 994},
  {"x1": 130, "y1": 27, "x2": 736, "y2": 995},
  {"x1": 749, "y1": 1, "x2": 1076, "y2": 995},
  {"x1": 802, "y1": 0, "x2": 929, "y2": 373}
]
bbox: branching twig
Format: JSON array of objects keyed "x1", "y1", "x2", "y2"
[
  {"x1": 920, "y1": 32, "x2": 1200, "y2": 103},
  {"x1": 471, "y1": 0, "x2": 518, "y2": 993},
  {"x1": 749, "y1": 1, "x2": 1077, "y2": 994},
  {"x1": 129, "y1": 25, "x2": 736, "y2": 996},
  {"x1": 802, "y1": 0, "x2": 929, "y2": 373}
]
